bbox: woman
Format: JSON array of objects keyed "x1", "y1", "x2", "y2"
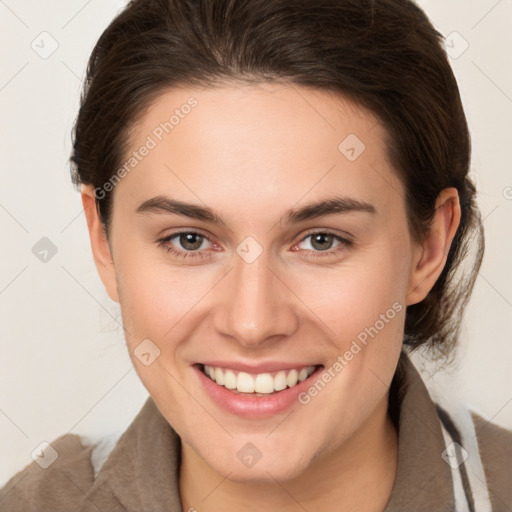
[{"x1": 1, "y1": 0, "x2": 511, "y2": 511}]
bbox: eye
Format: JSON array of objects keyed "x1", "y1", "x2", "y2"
[
  {"x1": 293, "y1": 230, "x2": 353, "y2": 257},
  {"x1": 156, "y1": 231, "x2": 215, "y2": 260}
]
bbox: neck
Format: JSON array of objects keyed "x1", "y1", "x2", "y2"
[{"x1": 179, "y1": 395, "x2": 398, "y2": 512}]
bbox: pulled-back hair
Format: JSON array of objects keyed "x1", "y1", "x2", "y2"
[{"x1": 69, "y1": 0, "x2": 484, "y2": 360}]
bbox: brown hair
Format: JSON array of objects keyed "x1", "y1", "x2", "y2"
[{"x1": 69, "y1": 0, "x2": 484, "y2": 361}]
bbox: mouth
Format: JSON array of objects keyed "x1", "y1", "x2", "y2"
[{"x1": 195, "y1": 363, "x2": 324, "y2": 397}]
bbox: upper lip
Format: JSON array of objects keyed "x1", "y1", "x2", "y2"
[{"x1": 197, "y1": 361, "x2": 323, "y2": 373}]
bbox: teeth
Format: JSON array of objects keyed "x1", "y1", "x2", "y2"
[
  {"x1": 214, "y1": 367, "x2": 224, "y2": 386},
  {"x1": 237, "y1": 372, "x2": 255, "y2": 393},
  {"x1": 298, "y1": 367, "x2": 308, "y2": 382},
  {"x1": 203, "y1": 364, "x2": 318, "y2": 395},
  {"x1": 287, "y1": 369, "x2": 298, "y2": 387},
  {"x1": 274, "y1": 371, "x2": 287, "y2": 391},
  {"x1": 254, "y1": 373, "x2": 274, "y2": 394},
  {"x1": 224, "y1": 369, "x2": 237, "y2": 389}
]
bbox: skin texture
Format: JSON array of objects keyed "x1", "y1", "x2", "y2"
[{"x1": 81, "y1": 82, "x2": 461, "y2": 511}]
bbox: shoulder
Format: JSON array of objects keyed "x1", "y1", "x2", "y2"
[
  {"x1": 0, "y1": 433, "x2": 95, "y2": 512},
  {"x1": 471, "y1": 411, "x2": 512, "y2": 510}
]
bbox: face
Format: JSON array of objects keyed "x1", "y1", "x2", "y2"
[{"x1": 84, "y1": 81, "x2": 440, "y2": 482}]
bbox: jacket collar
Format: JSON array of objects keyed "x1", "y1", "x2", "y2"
[
  {"x1": 81, "y1": 395, "x2": 183, "y2": 511},
  {"x1": 383, "y1": 349, "x2": 454, "y2": 511},
  {"x1": 86, "y1": 349, "x2": 454, "y2": 511}
]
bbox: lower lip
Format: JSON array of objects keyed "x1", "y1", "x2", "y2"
[{"x1": 193, "y1": 364, "x2": 324, "y2": 418}]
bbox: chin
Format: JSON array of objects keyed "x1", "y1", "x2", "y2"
[{"x1": 206, "y1": 449, "x2": 313, "y2": 484}]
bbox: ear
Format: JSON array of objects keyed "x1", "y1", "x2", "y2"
[
  {"x1": 406, "y1": 187, "x2": 461, "y2": 306},
  {"x1": 81, "y1": 185, "x2": 119, "y2": 303}
]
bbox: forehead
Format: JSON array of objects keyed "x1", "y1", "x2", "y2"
[{"x1": 114, "y1": 82, "x2": 404, "y2": 223}]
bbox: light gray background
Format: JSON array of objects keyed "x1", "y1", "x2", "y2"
[{"x1": 1, "y1": 0, "x2": 511, "y2": 486}]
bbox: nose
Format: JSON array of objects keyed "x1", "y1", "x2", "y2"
[{"x1": 213, "y1": 247, "x2": 299, "y2": 348}]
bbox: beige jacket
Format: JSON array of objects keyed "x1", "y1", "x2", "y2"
[{"x1": 1, "y1": 350, "x2": 511, "y2": 511}]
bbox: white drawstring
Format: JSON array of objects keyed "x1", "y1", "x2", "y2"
[
  {"x1": 438, "y1": 404, "x2": 493, "y2": 512},
  {"x1": 440, "y1": 420, "x2": 472, "y2": 511}
]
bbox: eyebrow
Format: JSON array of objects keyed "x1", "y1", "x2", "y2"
[{"x1": 135, "y1": 194, "x2": 376, "y2": 225}]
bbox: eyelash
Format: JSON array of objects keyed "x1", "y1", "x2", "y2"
[{"x1": 156, "y1": 229, "x2": 354, "y2": 261}]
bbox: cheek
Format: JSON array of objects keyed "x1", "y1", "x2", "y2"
[
  {"x1": 291, "y1": 243, "x2": 409, "y2": 346},
  {"x1": 115, "y1": 249, "x2": 216, "y2": 350}
]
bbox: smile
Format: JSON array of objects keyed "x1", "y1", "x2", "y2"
[{"x1": 201, "y1": 364, "x2": 321, "y2": 396}]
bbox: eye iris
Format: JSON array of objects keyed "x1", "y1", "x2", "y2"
[
  {"x1": 180, "y1": 233, "x2": 203, "y2": 250},
  {"x1": 311, "y1": 233, "x2": 334, "y2": 251}
]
